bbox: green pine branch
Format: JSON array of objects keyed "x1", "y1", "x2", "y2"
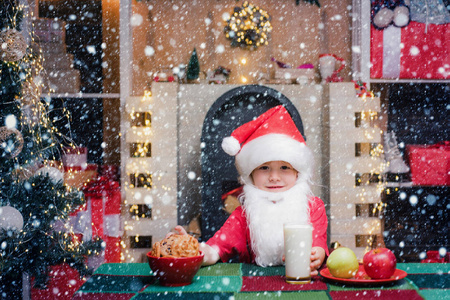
[
  {"x1": 0, "y1": 0, "x2": 23, "y2": 31},
  {"x1": 0, "y1": 175, "x2": 103, "y2": 287}
]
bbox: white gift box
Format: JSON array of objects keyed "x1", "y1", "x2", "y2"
[
  {"x1": 274, "y1": 68, "x2": 315, "y2": 84},
  {"x1": 62, "y1": 147, "x2": 87, "y2": 167}
]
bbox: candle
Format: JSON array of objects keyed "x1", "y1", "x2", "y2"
[{"x1": 283, "y1": 224, "x2": 313, "y2": 284}]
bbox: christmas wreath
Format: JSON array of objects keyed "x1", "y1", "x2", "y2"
[{"x1": 223, "y1": 1, "x2": 272, "y2": 50}]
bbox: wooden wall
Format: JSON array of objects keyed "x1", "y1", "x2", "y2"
[{"x1": 130, "y1": 0, "x2": 352, "y2": 95}]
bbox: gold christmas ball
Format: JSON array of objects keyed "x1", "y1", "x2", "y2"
[{"x1": 0, "y1": 29, "x2": 28, "y2": 62}]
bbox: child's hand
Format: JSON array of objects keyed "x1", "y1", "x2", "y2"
[
  {"x1": 167, "y1": 226, "x2": 220, "y2": 266},
  {"x1": 199, "y1": 242, "x2": 220, "y2": 266},
  {"x1": 165, "y1": 225, "x2": 187, "y2": 238},
  {"x1": 283, "y1": 248, "x2": 325, "y2": 276},
  {"x1": 310, "y1": 247, "x2": 326, "y2": 276}
]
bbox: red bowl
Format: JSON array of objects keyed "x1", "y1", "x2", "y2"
[{"x1": 146, "y1": 251, "x2": 204, "y2": 286}]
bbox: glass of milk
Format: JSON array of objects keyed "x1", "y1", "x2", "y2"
[{"x1": 283, "y1": 223, "x2": 313, "y2": 284}]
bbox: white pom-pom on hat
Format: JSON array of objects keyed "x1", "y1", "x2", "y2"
[{"x1": 222, "y1": 136, "x2": 241, "y2": 156}]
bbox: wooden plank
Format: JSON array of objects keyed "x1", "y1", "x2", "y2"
[
  {"x1": 329, "y1": 186, "x2": 382, "y2": 204},
  {"x1": 330, "y1": 203, "x2": 356, "y2": 219},
  {"x1": 330, "y1": 218, "x2": 381, "y2": 235},
  {"x1": 125, "y1": 218, "x2": 177, "y2": 240},
  {"x1": 329, "y1": 130, "x2": 382, "y2": 144},
  {"x1": 330, "y1": 157, "x2": 385, "y2": 173},
  {"x1": 328, "y1": 234, "x2": 357, "y2": 248}
]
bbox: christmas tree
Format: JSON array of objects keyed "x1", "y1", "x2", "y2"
[
  {"x1": 186, "y1": 48, "x2": 200, "y2": 81},
  {"x1": 0, "y1": 0, "x2": 101, "y2": 297}
]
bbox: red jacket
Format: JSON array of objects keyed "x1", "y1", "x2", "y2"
[{"x1": 206, "y1": 196, "x2": 328, "y2": 263}]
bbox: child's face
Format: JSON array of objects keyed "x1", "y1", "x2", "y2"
[{"x1": 251, "y1": 161, "x2": 298, "y2": 193}]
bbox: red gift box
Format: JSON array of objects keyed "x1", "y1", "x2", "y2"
[
  {"x1": 371, "y1": 21, "x2": 450, "y2": 80},
  {"x1": 31, "y1": 263, "x2": 85, "y2": 300},
  {"x1": 69, "y1": 176, "x2": 122, "y2": 263},
  {"x1": 420, "y1": 250, "x2": 450, "y2": 263},
  {"x1": 407, "y1": 143, "x2": 450, "y2": 186},
  {"x1": 64, "y1": 163, "x2": 98, "y2": 189}
]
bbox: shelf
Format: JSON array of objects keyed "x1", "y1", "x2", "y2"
[
  {"x1": 47, "y1": 93, "x2": 120, "y2": 99},
  {"x1": 370, "y1": 79, "x2": 450, "y2": 84},
  {"x1": 385, "y1": 185, "x2": 450, "y2": 191}
]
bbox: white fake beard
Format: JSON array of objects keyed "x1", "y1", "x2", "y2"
[{"x1": 242, "y1": 181, "x2": 311, "y2": 267}]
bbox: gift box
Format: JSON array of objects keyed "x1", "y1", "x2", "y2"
[
  {"x1": 64, "y1": 164, "x2": 98, "y2": 189},
  {"x1": 100, "y1": 165, "x2": 120, "y2": 182},
  {"x1": 371, "y1": 21, "x2": 450, "y2": 80},
  {"x1": 42, "y1": 52, "x2": 76, "y2": 70},
  {"x1": 274, "y1": 68, "x2": 315, "y2": 84},
  {"x1": 420, "y1": 250, "x2": 450, "y2": 263},
  {"x1": 31, "y1": 263, "x2": 85, "y2": 300},
  {"x1": 62, "y1": 147, "x2": 88, "y2": 167},
  {"x1": 38, "y1": 41, "x2": 68, "y2": 54},
  {"x1": 407, "y1": 143, "x2": 450, "y2": 186},
  {"x1": 70, "y1": 176, "x2": 122, "y2": 263},
  {"x1": 44, "y1": 68, "x2": 81, "y2": 94},
  {"x1": 33, "y1": 18, "x2": 66, "y2": 44}
]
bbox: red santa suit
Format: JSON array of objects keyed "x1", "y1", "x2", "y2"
[
  {"x1": 215, "y1": 105, "x2": 328, "y2": 267},
  {"x1": 206, "y1": 196, "x2": 328, "y2": 264}
]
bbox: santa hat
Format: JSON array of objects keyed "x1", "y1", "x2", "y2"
[{"x1": 222, "y1": 105, "x2": 314, "y2": 185}]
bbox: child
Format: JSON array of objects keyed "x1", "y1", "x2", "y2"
[{"x1": 172, "y1": 105, "x2": 328, "y2": 276}]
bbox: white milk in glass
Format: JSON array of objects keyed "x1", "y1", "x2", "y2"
[{"x1": 283, "y1": 224, "x2": 313, "y2": 284}]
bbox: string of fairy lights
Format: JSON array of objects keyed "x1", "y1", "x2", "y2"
[
  {"x1": 121, "y1": 90, "x2": 154, "y2": 262},
  {"x1": 355, "y1": 90, "x2": 388, "y2": 251},
  {"x1": 1, "y1": 2, "x2": 52, "y2": 175},
  {"x1": 0, "y1": 1, "x2": 78, "y2": 160}
]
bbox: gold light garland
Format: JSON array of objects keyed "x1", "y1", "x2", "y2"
[
  {"x1": 123, "y1": 90, "x2": 154, "y2": 262},
  {"x1": 0, "y1": 29, "x2": 28, "y2": 62},
  {"x1": 356, "y1": 90, "x2": 387, "y2": 252}
]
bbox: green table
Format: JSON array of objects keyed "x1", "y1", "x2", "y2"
[{"x1": 73, "y1": 263, "x2": 449, "y2": 299}]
